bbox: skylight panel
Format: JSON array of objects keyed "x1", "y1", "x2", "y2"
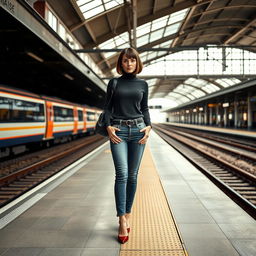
[
  {"x1": 140, "y1": 53, "x2": 148, "y2": 63},
  {"x1": 151, "y1": 16, "x2": 168, "y2": 31},
  {"x1": 84, "y1": 0, "x2": 101, "y2": 10},
  {"x1": 119, "y1": 42, "x2": 130, "y2": 49},
  {"x1": 167, "y1": 92, "x2": 191, "y2": 103},
  {"x1": 137, "y1": 34, "x2": 149, "y2": 47},
  {"x1": 146, "y1": 79, "x2": 157, "y2": 87},
  {"x1": 173, "y1": 88, "x2": 196, "y2": 100},
  {"x1": 190, "y1": 90, "x2": 206, "y2": 98},
  {"x1": 232, "y1": 78, "x2": 241, "y2": 83},
  {"x1": 147, "y1": 52, "x2": 158, "y2": 60},
  {"x1": 168, "y1": 8, "x2": 189, "y2": 24},
  {"x1": 186, "y1": 78, "x2": 207, "y2": 87},
  {"x1": 105, "y1": 1, "x2": 116, "y2": 9},
  {"x1": 115, "y1": 35, "x2": 128, "y2": 46},
  {"x1": 215, "y1": 79, "x2": 232, "y2": 87},
  {"x1": 140, "y1": 51, "x2": 148, "y2": 58},
  {"x1": 104, "y1": 51, "x2": 116, "y2": 58},
  {"x1": 150, "y1": 28, "x2": 164, "y2": 42},
  {"x1": 98, "y1": 37, "x2": 113, "y2": 48},
  {"x1": 157, "y1": 52, "x2": 167, "y2": 58},
  {"x1": 77, "y1": 0, "x2": 90, "y2": 6},
  {"x1": 176, "y1": 84, "x2": 192, "y2": 93},
  {"x1": 137, "y1": 23, "x2": 151, "y2": 37},
  {"x1": 85, "y1": 6, "x2": 104, "y2": 19},
  {"x1": 164, "y1": 23, "x2": 180, "y2": 37},
  {"x1": 76, "y1": 0, "x2": 123, "y2": 20},
  {"x1": 159, "y1": 41, "x2": 173, "y2": 48},
  {"x1": 215, "y1": 78, "x2": 240, "y2": 88},
  {"x1": 202, "y1": 84, "x2": 220, "y2": 93}
]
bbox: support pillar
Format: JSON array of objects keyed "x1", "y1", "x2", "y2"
[
  {"x1": 248, "y1": 92, "x2": 252, "y2": 129},
  {"x1": 204, "y1": 104, "x2": 208, "y2": 125},
  {"x1": 223, "y1": 107, "x2": 227, "y2": 127},
  {"x1": 209, "y1": 107, "x2": 213, "y2": 125},
  {"x1": 234, "y1": 95, "x2": 238, "y2": 128},
  {"x1": 216, "y1": 104, "x2": 219, "y2": 126}
]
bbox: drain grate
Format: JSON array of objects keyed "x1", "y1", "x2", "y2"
[{"x1": 119, "y1": 146, "x2": 188, "y2": 256}]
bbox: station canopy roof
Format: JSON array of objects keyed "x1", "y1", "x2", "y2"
[{"x1": 48, "y1": 0, "x2": 256, "y2": 107}]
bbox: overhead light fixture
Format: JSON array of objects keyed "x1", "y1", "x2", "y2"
[
  {"x1": 26, "y1": 51, "x2": 44, "y2": 62},
  {"x1": 85, "y1": 87, "x2": 92, "y2": 92},
  {"x1": 63, "y1": 73, "x2": 74, "y2": 80},
  {"x1": 222, "y1": 102, "x2": 229, "y2": 107}
]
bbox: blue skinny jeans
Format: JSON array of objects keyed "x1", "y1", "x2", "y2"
[{"x1": 110, "y1": 121, "x2": 146, "y2": 217}]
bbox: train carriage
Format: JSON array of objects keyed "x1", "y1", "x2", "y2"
[
  {"x1": 0, "y1": 86, "x2": 46, "y2": 148},
  {"x1": 0, "y1": 85, "x2": 100, "y2": 156}
]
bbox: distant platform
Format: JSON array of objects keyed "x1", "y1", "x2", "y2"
[{"x1": 163, "y1": 122, "x2": 256, "y2": 138}]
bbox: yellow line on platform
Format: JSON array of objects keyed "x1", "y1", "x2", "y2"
[{"x1": 119, "y1": 146, "x2": 188, "y2": 256}]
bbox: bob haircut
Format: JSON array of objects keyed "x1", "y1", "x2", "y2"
[{"x1": 116, "y1": 47, "x2": 143, "y2": 75}]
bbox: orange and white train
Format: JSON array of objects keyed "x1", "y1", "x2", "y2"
[{"x1": 0, "y1": 85, "x2": 101, "y2": 153}]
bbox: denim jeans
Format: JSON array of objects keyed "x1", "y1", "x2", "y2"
[{"x1": 110, "y1": 120, "x2": 146, "y2": 217}]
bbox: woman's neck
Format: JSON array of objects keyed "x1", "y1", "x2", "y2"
[{"x1": 121, "y1": 72, "x2": 136, "y2": 79}]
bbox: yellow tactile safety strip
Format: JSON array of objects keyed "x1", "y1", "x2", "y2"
[{"x1": 119, "y1": 146, "x2": 188, "y2": 256}]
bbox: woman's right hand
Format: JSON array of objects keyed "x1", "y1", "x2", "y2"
[{"x1": 107, "y1": 126, "x2": 122, "y2": 144}]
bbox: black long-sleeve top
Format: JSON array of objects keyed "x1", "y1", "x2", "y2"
[{"x1": 103, "y1": 72, "x2": 151, "y2": 127}]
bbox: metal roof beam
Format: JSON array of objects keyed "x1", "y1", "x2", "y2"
[
  {"x1": 167, "y1": 91, "x2": 192, "y2": 101},
  {"x1": 132, "y1": 0, "x2": 137, "y2": 48},
  {"x1": 224, "y1": 16, "x2": 256, "y2": 44},
  {"x1": 69, "y1": 4, "x2": 122, "y2": 32},
  {"x1": 183, "y1": 83, "x2": 208, "y2": 94},
  {"x1": 68, "y1": 0, "x2": 111, "y2": 69},
  {"x1": 134, "y1": 75, "x2": 256, "y2": 80},
  {"x1": 124, "y1": 0, "x2": 133, "y2": 47},
  {"x1": 204, "y1": 78, "x2": 224, "y2": 89},
  {"x1": 152, "y1": 0, "x2": 158, "y2": 14},
  {"x1": 83, "y1": 0, "x2": 212, "y2": 48},
  {"x1": 192, "y1": 5, "x2": 256, "y2": 19},
  {"x1": 171, "y1": 5, "x2": 197, "y2": 47}
]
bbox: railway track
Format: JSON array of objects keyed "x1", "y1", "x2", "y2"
[
  {"x1": 0, "y1": 135, "x2": 108, "y2": 207},
  {"x1": 153, "y1": 124, "x2": 256, "y2": 218},
  {"x1": 162, "y1": 123, "x2": 256, "y2": 152}
]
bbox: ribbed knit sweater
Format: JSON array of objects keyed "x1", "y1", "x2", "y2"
[{"x1": 103, "y1": 72, "x2": 151, "y2": 127}]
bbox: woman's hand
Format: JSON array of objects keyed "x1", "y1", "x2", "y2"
[
  {"x1": 138, "y1": 125, "x2": 151, "y2": 144},
  {"x1": 107, "y1": 126, "x2": 122, "y2": 144}
]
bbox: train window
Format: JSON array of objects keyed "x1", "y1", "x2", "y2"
[
  {"x1": 0, "y1": 96, "x2": 45, "y2": 122},
  {"x1": 53, "y1": 106, "x2": 74, "y2": 122},
  {"x1": 47, "y1": 9, "x2": 57, "y2": 32},
  {"x1": 87, "y1": 111, "x2": 95, "y2": 121},
  {"x1": 78, "y1": 110, "x2": 83, "y2": 121},
  {"x1": 58, "y1": 23, "x2": 66, "y2": 40}
]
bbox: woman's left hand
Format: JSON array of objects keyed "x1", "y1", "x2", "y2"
[{"x1": 138, "y1": 126, "x2": 151, "y2": 144}]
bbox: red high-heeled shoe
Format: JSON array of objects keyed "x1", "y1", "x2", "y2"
[{"x1": 118, "y1": 234, "x2": 129, "y2": 244}]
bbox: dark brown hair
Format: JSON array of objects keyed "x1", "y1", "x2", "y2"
[{"x1": 116, "y1": 48, "x2": 143, "y2": 75}]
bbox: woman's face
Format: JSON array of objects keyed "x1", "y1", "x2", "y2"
[{"x1": 121, "y1": 54, "x2": 137, "y2": 73}]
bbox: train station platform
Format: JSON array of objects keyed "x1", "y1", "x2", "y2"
[
  {"x1": 165, "y1": 122, "x2": 256, "y2": 138},
  {"x1": 0, "y1": 131, "x2": 255, "y2": 256}
]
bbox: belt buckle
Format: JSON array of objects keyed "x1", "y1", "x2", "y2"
[{"x1": 125, "y1": 120, "x2": 132, "y2": 126}]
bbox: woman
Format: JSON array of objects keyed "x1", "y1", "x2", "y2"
[{"x1": 103, "y1": 47, "x2": 152, "y2": 244}]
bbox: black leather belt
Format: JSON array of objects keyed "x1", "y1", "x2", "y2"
[{"x1": 112, "y1": 117, "x2": 144, "y2": 126}]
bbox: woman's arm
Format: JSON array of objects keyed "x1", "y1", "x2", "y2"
[
  {"x1": 103, "y1": 79, "x2": 114, "y2": 127},
  {"x1": 140, "y1": 81, "x2": 152, "y2": 127}
]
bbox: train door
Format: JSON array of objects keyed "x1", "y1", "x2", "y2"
[
  {"x1": 73, "y1": 107, "x2": 78, "y2": 134},
  {"x1": 83, "y1": 108, "x2": 87, "y2": 132},
  {"x1": 45, "y1": 101, "x2": 53, "y2": 139}
]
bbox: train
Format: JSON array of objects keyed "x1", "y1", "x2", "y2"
[{"x1": 0, "y1": 85, "x2": 101, "y2": 158}]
